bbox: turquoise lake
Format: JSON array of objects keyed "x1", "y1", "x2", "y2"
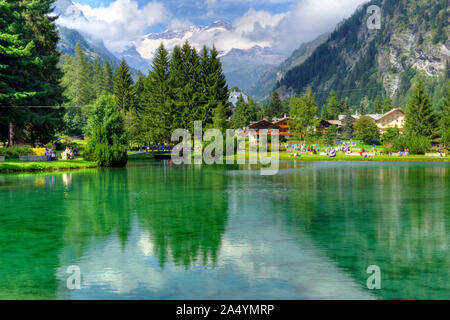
[{"x1": 0, "y1": 160, "x2": 448, "y2": 299}]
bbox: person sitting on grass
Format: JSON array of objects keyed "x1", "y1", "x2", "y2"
[
  {"x1": 50, "y1": 148, "x2": 57, "y2": 161},
  {"x1": 73, "y1": 147, "x2": 79, "y2": 157},
  {"x1": 45, "y1": 148, "x2": 51, "y2": 161},
  {"x1": 328, "y1": 147, "x2": 336, "y2": 158},
  {"x1": 64, "y1": 147, "x2": 70, "y2": 160},
  {"x1": 62, "y1": 147, "x2": 74, "y2": 160}
]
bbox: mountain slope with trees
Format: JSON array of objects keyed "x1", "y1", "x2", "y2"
[
  {"x1": 250, "y1": 33, "x2": 329, "y2": 102},
  {"x1": 277, "y1": 0, "x2": 449, "y2": 109}
]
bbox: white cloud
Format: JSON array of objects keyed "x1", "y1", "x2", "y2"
[
  {"x1": 230, "y1": 0, "x2": 368, "y2": 54},
  {"x1": 134, "y1": 0, "x2": 367, "y2": 62},
  {"x1": 57, "y1": 0, "x2": 368, "y2": 59},
  {"x1": 267, "y1": 0, "x2": 369, "y2": 52},
  {"x1": 58, "y1": 0, "x2": 171, "y2": 52},
  {"x1": 135, "y1": 8, "x2": 287, "y2": 61}
]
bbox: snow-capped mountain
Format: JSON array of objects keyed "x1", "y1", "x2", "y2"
[
  {"x1": 53, "y1": 0, "x2": 87, "y2": 23},
  {"x1": 126, "y1": 21, "x2": 287, "y2": 88},
  {"x1": 52, "y1": 0, "x2": 287, "y2": 91},
  {"x1": 132, "y1": 20, "x2": 236, "y2": 62}
]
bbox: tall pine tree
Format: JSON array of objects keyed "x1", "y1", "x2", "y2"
[
  {"x1": 67, "y1": 43, "x2": 93, "y2": 106},
  {"x1": 21, "y1": 0, "x2": 65, "y2": 144},
  {"x1": 440, "y1": 84, "x2": 450, "y2": 146},
  {"x1": 167, "y1": 45, "x2": 186, "y2": 131},
  {"x1": 323, "y1": 90, "x2": 340, "y2": 120},
  {"x1": 199, "y1": 45, "x2": 228, "y2": 125},
  {"x1": 114, "y1": 58, "x2": 135, "y2": 113},
  {"x1": 1, "y1": 0, "x2": 63, "y2": 145},
  {"x1": 141, "y1": 43, "x2": 171, "y2": 143},
  {"x1": 0, "y1": 0, "x2": 36, "y2": 145},
  {"x1": 232, "y1": 95, "x2": 252, "y2": 129},
  {"x1": 289, "y1": 88, "x2": 319, "y2": 141},
  {"x1": 92, "y1": 58, "x2": 104, "y2": 99},
  {"x1": 342, "y1": 107, "x2": 354, "y2": 138},
  {"x1": 266, "y1": 91, "x2": 282, "y2": 120},
  {"x1": 404, "y1": 80, "x2": 439, "y2": 139},
  {"x1": 181, "y1": 41, "x2": 202, "y2": 131},
  {"x1": 373, "y1": 95, "x2": 382, "y2": 114},
  {"x1": 382, "y1": 96, "x2": 394, "y2": 113},
  {"x1": 212, "y1": 103, "x2": 230, "y2": 134},
  {"x1": 102, "y1": 60, "x2": 114, "y2": 94}
]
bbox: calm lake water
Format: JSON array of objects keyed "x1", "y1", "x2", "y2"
[{"x1": 0, "y1": 161, "x2": 448, "y2": 300}]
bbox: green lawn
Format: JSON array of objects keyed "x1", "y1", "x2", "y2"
[
  {"x1": 228, "y1": 151, "x2": 449, "y2": 162},
  {"x1": 127, "y1": 153, "x2": 157, "y2": 160},
  {"x1": 0, "y1": 159, "x2": 98, "y2": 173},
  {"x1": 1, "y1": 149, "x2": 447, "y2": 174},
  {"x1": 282, "y1": 152, "x2": 448, "y2": 162}
]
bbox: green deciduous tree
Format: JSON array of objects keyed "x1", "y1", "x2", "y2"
[
  {"x1": 382, "y1": 127, "x2": 401, "y2": 144},
  {"x1": 322, "y1": 90, "x2": 341, "y2": 120},
  {"x1": 85, "y1": 94, "x2": 128, "y2": 167},
  {"x1": 324, "y1": 125, "x2": 338, "y2": 145},
  {"x1": 391, "y1": 135, "x2": 431, "y2": 155},
  {"x1": 289, "y1": 88, "x2": 319, "y2": 141},
  {"x1": 353, "y1": 116, "x2": 380, "y2": 144}
]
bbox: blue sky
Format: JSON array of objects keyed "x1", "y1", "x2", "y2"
[{"x1": 74, "y1": 0, "x2": 297, "y2": 31}]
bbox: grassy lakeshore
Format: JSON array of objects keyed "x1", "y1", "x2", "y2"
[
  {"x1": 1, "y1": 151, "x2": 447, "y2": 174},
  {"x1": 128, "y1": 150, "x2": 449, "y2": 162},
  {"x1": 227, "y1": 151, "x2": 449, "y2": 162},
  {"x1": 0, "y1": 159, "x2": 98, "y2": 173},
  {"x1": 127, "y1": 153, "x2": 158, "y2": 160}
]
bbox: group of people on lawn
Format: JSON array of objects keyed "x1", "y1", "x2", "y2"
[
  {"x1": 45, "y1": 146, "x2": 79, "y2": 161},
  {"x1": 44, "y1": 147, "x2": 58, "y2": 161},
  {"x1": 290, "y1": 144, "x2": 319, "y2": 158},
  {"x1": 288, "y1": 142, "x2": 402, "y2": 158}
]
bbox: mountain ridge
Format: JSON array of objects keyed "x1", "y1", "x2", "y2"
[
  {"x1": 249, "y1": 33, "x2": 330, "y2": 102},
  {"x1": 276, "y1": 0, "x2": 449, "y2": 107}
]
